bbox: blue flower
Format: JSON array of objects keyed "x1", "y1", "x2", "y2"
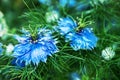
[
  {"x1": 56, "y1": 17, "x2": 98, "y2": 50},
  {"x1": 0, "y1": 43, "x2": 3, "y2": 54},
  {"x1": 56, "y1": 17, "x2": 77, "y2": 35},
  {"x1": 65, "y1": 28, "x2": 98, "y2": 51},
  {"x1": 12, "y1": 28, "x2": 59, "y2": 66}
]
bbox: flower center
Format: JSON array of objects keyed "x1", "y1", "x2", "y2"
[
  {"x1": 29, "y1": 34, "x2": 39, "y2": 43},
  {"x1": 75, "y1": 17, "x2": 93, "y2": 32}
]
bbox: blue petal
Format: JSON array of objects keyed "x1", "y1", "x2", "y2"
[
  {"x1": 30, "y1": 43, "x2": 47, "y2": 65},
  {"x1": 13, "y1": 43, "x2": 32, "y2": 57},
  {"x1": 13, "y1": 35, "x2": 29, "y2": 44},
  {"x1": 65, "y1": 32, "x2": 75, "y2": 42},
  {"x1": 12, "y1": 58, "x2": 25, "y2": 67},
  {"x1": 56, "y1": 17, "x2": 77, "y2": 35},
  {"x1": 44, "y1": 41, "x2": 59, "y2": 54}
]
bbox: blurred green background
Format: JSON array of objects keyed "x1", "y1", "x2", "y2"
[{"x1": 0, "y1": 0, "x2": 39, "y2": 28}]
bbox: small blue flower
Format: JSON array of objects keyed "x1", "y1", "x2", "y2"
[
  {"x1": 0, "y1": 43, "x2": 3, "y2": 54},
  {"x1": 12, "y1": 28, "x2": 59, "y2": 66},
  {"x1": 59, "y1": 0, "x2": 77, "y2": 7},
  {"x1": 56, "y1": 17, "x2": 77, "y2": 35},
  {"x1": 66, "y1": 28, "x2": 98, "y2": 51},
  {"x1": 56, "y1": 17, "x2": 98, "y2": 50}
]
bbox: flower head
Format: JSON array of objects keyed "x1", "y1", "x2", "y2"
[
  {"x1": 56, "y1": 17, "x2": 98, "y2": 50},
  {"x1": 102, "y1": 47, "x2": 115, "y2": 60},
  {"x1": 12, "y1": 28, "x2": 58, "y2": 66}
]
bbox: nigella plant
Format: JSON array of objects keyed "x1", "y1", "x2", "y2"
[
  {"x1": 12, "y1": 28, "x2": 59, "y2": 66},
  {"x1": 56, "y1": 17, "x2": 98, "y2": 51}
]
